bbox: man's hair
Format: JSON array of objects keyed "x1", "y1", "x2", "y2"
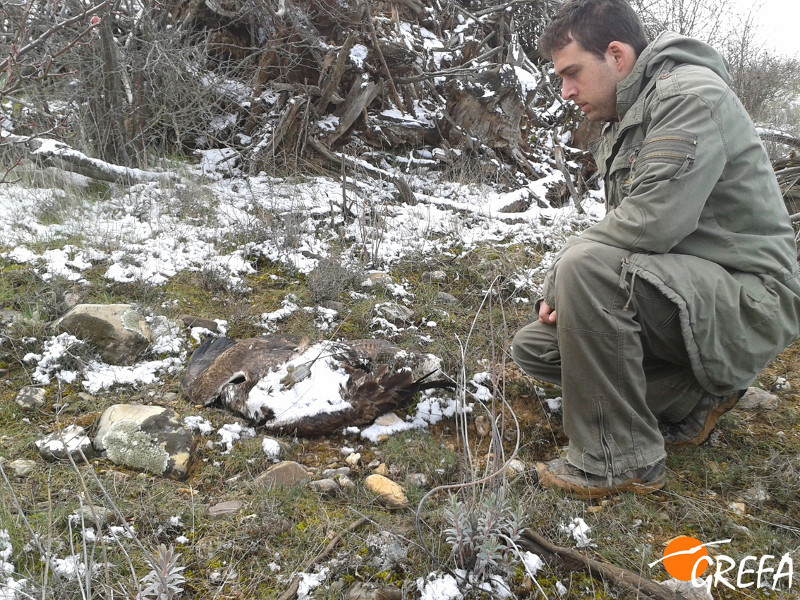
[{"x1": 538, "y1": 0, "x2": 649, "y2": 60}]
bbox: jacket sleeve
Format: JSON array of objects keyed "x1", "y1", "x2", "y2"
[{"x1": 579, "y1": 86, "x2": 728, "y2": 253}]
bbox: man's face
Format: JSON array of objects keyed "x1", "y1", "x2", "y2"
[{"x1": 553, "y1": 40, "x2": 626, "y2": 122}]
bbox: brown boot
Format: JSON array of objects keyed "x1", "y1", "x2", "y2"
[
  {"x1": 534, "y1": 458, "x2": 666, "y2": 500},
  {"x1": 662, "y1": 390, "x2": 745, "y2": 447}
]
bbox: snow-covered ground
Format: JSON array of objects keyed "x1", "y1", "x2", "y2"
[
  {"x1": 0, "y1": 154, "x2": 602, "y2": 438},
  {"x1": 0, "y1": 153, "x2": 604, "y2": 599}
]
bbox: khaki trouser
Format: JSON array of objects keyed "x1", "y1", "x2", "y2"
[{"x1": 512, "y1": 242, "x2": 707, "y2": 476}]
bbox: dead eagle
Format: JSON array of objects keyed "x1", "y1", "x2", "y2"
[{"x1": 180, "y1": 334, "x2": 454, "y2": 436}]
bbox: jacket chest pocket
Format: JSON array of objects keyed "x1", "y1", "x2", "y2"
[{"x1": 606, "y1": 144, "x2": 641, "y2": 205}]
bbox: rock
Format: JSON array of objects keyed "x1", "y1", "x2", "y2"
[
  {"x1": 308, "y1": 478, "x2": 340, "y2": 496},
  {"x1": 63, "y1": 292, "x2": 83, "y2": 310},
  {"x1": 94, "y1": 404, "x2": 193, "y2": 480},
  {"x1": 323, "y1": 301, "x2": 346, "y2": 313},
  {"x1": 364, "y1": 474, "x2": 409, "y2": 510},
  {"x1": 474, "y1": 415, "x2": 490, "y2": 437},
  {"x1": 15, "y1": 386, "x2": 46, "y2": 411},
  {"x1": 7, "y1": 459, "x2": 38, "y2": 476},
  {"x1": 36, "y1": 424, "x2": 94, "y2": 461},
  {"x1": 505, "y1": 459, "x2": 527, "y2": 479},
  {"x1": 345, "y1": 453, "x2": 361, "y2": 468},
  {"x1": 405, "y1": 473, "x2": 427, "y2": 488},
  {"x1": 336, "y1": 475, "x2": 356, "y2": 491},
  {"x1": 0, "y1": 309, "x2": 22, "y2": 330},
  {"x1": 436, "y1": 292, "x2": 458, "y2": 305},
  {"x1": 729, "y1": 501, "x2": 747, "y2": 516},
  {"x1": 261, "y1": 437, "x2": 284, "y2": 460},
  {"x1": 373, "y1": 413, "x2": 405, "y2": 432},
  {"x1": 421, "y1": 270, "x2": 447, "y2": 283},
  {"x1": 57, "y1": 304, "x2": 150, "y2": 366},
  {"x1": 372, "y1": 463, "x2": 389, "y2": 476},
  {"x1": 365, "y1": 531, "x2": 408, "y2": 570},
  {"x1": 71, "y1": 506, "x2": 113, "y2": 528},
  {"x1": 254, "y1": 461, "x2": 311, "y2": 488},
  {"x1": 362, "y1": 272, "x2": 394, "y2": 287},
  {"x1": 178, "y1": 314, "x2": 220, "y2": 333},
  {"x1": 738, "y1": 387, "x2": 779, "y2": 411},
  {"x1": 194, "y1": 536, "x2": 226, "y2": 561},
  {"x1": 322, "y1": 467, "x2": 351, "y2": 478},
  {"x1": 209, "y1": 500, "x2": 243, "y2": 519},
  {"x1": 345, "y1": 582, "x2": 402, "y2": 600},
  {"x1": 660, "y1": 578, "x2": 713, "y2": 600},
  {"x1": 498, "y1": 199, "x2": 531, "y2": 213},
  {"x1": 771, "y1": 377, "x2": 791, "y2": 392},
  {"x1": 374, "y1": 302, "x2": 414, "y2": 327},
  {"x1": 742, "y1": 486, "x2": 770, "y2": 504}
]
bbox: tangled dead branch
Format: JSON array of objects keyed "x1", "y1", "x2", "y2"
[{"x1": 167, "y1": 0, "x2": 561, "y2": 188}]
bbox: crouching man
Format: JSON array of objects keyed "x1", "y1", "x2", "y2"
[{"x1": 512, "y1": 0, "x2": 800, "y2": 499}]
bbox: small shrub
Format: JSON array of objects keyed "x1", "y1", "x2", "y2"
[
  {"x1": 138, "y1": 544, "x2": 186, "y2": 600},
  {"x1": 443, "y1": 489, "x2": 525, "y2": 583},
  {"x1": 306, "y1": 257, "x2": 364, "y2": 304}
]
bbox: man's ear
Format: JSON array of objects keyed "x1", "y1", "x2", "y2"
[{"x1": 606, "y1": 41, "x2": 636, "y2": 74}]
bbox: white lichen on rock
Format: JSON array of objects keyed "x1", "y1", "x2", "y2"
[{"x1": 101, "y1": 420, "x2": 170, "y2": 475}]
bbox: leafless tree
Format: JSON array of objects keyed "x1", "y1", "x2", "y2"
[
  {"x1": 630, "y1": 0, "x2": 734, "y2": 46},
  {"x1": 630, "y1": 0, "x2": 800, "y2": 131},
  {"x1": 2, "y1": 0, "x2": 230, "y2": 167}
]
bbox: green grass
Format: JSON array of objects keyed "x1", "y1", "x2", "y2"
[{"x1": 2, "y1": 178, "x2": 800, "y2": 598}]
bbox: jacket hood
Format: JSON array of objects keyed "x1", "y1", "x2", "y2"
[{"x1": 616, "y1": 31, "x2": 732, "y2": 118}]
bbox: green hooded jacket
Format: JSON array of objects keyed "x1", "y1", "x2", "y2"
[{"x1": 542, "y1": 31, "x2": 800, "y2": 394}]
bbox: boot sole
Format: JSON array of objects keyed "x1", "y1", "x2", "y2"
[
  {"x1": 535, "y1": 462, "x2": 666, "y2": 500},
  {"x1": 665, "y1": 391, "x2": 743, "y2": 447}
]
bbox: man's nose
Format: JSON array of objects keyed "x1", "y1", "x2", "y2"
[{"x1": 561, "y1": 81, "x2": 576, "y2": 100}]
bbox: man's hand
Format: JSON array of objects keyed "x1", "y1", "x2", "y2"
[{"x1": 539, "y1": 300, "x2": 557, "y2": 325}]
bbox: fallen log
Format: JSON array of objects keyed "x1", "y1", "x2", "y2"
[
  {"x1": 317, "y1": 32, "x2": 358, "y2": 112},
  {"x1": 444, "y1": 63, "x2": 538, "y2": 176},
  {"x1": 2, "y1": 133, "x2": 182, "y2": 185},
  {"x1": 519, "y1": 529, "x2": 683, "y2": 600},
  {"x1": 326, "y1": 78, "x2": 382, "y2": 145},
  {"x1": 307, "y1": 137, "x2": 416, "y2": 205},
  {"x1": 759, "y1": 128, "x2": 800, "y2": 151}
]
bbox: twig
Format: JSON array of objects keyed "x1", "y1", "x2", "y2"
[
  {"x1": 519, "y1": 529, "x2": 683, "y2": 600},
  {"x1": 393, "y1": 47, "x2": 503, "y2": 84},
  {"x1": 474, "y1": 0, "x2": 543, "y2": 17},
  {"x1": 276, "y1": 517, "x2": 369, "y2": 600},
  {"x1": 363, "y1": 4, "x2": 405, "y2": 111},
  {"x1": 307, "y1": 136, "x2": 416, "y2": 205},
  {"x1": 413, "y1": 275, "x2": 523, "y2": 588},
  {"x1": 1, "y1": 132, "x2": 182, "y2": 185},
  {"x1": 552, "y1": 131, "x2": 584, "y2": 214},
  {"x1": 316, "y1": 32, "x2": 356, "y2": 111},
  {"x1": 0, "y1": 0, "x2": 112, "y2": 73},
  {"x1": 0, "y1": 462, "x2": 68, "y2": 592},
  {"x1": 759, "y1": 129, "x2": 800, "y2": 151}
]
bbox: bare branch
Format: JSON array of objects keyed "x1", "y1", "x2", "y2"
[{"x1": 0, "y1": 0, "x2": 112, "y2": 77}]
